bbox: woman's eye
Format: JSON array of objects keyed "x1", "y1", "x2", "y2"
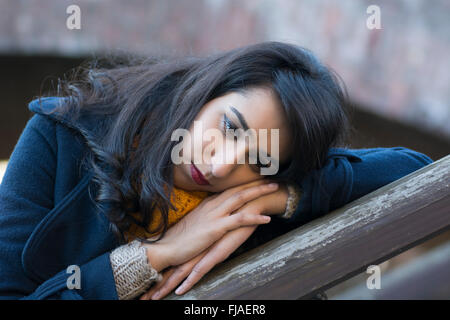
[
  {"x1": 221, "y1": 115, "x2": 238, "y2": 139},
  {"x1": 220, "y1": 114, "x2": 271, "y2": 172}
]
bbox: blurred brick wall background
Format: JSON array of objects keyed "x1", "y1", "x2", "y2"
[{"x1": 1, "y1": 0, "x2": 449, "y2": 139}]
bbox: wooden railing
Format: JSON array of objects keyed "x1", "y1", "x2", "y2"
[{"x1": 167, "y1": 154, "x2": 450, "y2": 300}]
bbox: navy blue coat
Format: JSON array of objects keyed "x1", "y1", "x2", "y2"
[{"x1": 0, "y1": 97, "x2": 434, "y2": 299}]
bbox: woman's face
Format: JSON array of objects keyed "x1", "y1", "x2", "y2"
[{"x1": 173, "y1": 87, "x2": 292, "y2": 192}]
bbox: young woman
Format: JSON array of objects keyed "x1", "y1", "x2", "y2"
[{"x1": 0, "y1": 41, "x2": 433, "y2": 300}]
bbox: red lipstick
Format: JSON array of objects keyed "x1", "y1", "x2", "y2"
[{"x1": 190, "y1": 164, "x2": 210, "y2": 185}]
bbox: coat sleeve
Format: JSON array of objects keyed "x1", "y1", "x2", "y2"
[
  {"x1": 282, "y1": 146, "x2": 434, "y2": 226},
  {"x1": 0, "y1": 114, "x2": 119, "y2": 300}
]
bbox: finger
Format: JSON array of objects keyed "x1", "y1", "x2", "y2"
[
  {"x1": 220, "y1": 179, "x2": 270, "y2": 197},
  {"x1": 203, "y1": 180, "x2": 267, "y2": 205},
  {"x1": 175, "y1": 263, "x2": 208, "y2": 295},
  {"x1": 151, "y1": 252, "x2": 207, "y2": 300},
  {"x1": 140, "y1": 268, "x2": 176, "y2": 300},
  {"x1": 224, "y1": 211, "x2": 271, "y2": 231},
  {"x1": 216, "y1": 183, "x2": 279, "y2": 215},
  {"x1": 174, "y1": 248, "x2": 227, "y2": 295},
  {"x1": 203, "y1": 192, "x2": 221, "y2": 203},
  {"x1": 140, "y1": 282, "x2": 163, "y2": 300},
  {"x1": 176, "y1": 226, "x2": 257, "y2": 295},
  {"x1": 151, "y1": 266, "x2": 191, "y2": 300}
]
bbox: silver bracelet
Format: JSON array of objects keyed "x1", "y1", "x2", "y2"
[
  {"x1": 280, "y1": 183, "x2": 302, "y2": 219},
  {"x1": 109, "y1": 240, "x2": 163, "y2": 300}
]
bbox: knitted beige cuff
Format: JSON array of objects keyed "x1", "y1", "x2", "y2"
[
  {"x1": 280, "y1": 183, "x2": 302, "y2": 219},
  {"x1": 109, "y1": 240, "x2": 163, "y2": 300}
]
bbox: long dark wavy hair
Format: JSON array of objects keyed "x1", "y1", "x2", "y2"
[{"x1": 39, "y1": 41, "x2": 353, "y2": 245}]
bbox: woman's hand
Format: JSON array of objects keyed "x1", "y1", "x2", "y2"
[
  {"x1": 139, "y1": 250, "x2": 209, "y2": 300},
  {"x1": 142, "y1": 180, "x2": 279, "y2": 272},
  {"x1": 140, "y1": 183, "x2": 290, "y2": 300},
  {"x1": 244, "y1": 182, "x2": 289, "y2": 215},
  {"x1": 140, "y1": 225, "x2": 257, "y2": 300}
]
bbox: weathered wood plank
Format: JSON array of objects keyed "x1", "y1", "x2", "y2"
[
  {"x1": 331, "y1": 239, "x2": 450, "y2": 299},
  {"x1": 167, "y1": 154, "x2": 450, "y2": 300}
]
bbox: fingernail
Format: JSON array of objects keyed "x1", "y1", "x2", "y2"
[
  {"x1": 268, "y1": 183, "x2": 278, "y2": 188},
  {"x1": 151, "y1": 291, "x2": 160, "y2": 300},
  {"x1": 175, "y1": 286, "x2": 184, "y2": 295},
  {"x1": 263, "y1": 216, "x2": 271, "y2": 222}
]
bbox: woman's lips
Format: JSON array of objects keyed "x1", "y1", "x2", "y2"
[{"x1": 190, "y1": 164, "x2": 210, "y2": 185}]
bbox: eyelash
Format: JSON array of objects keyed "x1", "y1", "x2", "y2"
[
  {"x1": 221, "y1": 115, "x2": 237, "y2": 135},
  {"x1": 220, "y1": 115, "x2": 271, "y2": 169}
]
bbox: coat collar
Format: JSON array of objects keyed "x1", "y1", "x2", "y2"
[{"x1": 28, "y1": 96, "x2": 103, "y2": 138}]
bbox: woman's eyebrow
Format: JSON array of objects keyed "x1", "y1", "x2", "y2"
[{"x1": 229, "y1": 106, "x2": 249, "y2": 131}]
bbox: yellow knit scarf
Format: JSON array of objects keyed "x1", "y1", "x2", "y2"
[{"x1": 125, "y1": 187, "x2": 210, "y2": 242}]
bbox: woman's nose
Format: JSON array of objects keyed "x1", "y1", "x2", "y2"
[
  {"x1": 211, "y1": 160, "x2": 234, "y2": 178},
  {"x1": 210, "y1": 142, "x2": 247, "y2": 178}
]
